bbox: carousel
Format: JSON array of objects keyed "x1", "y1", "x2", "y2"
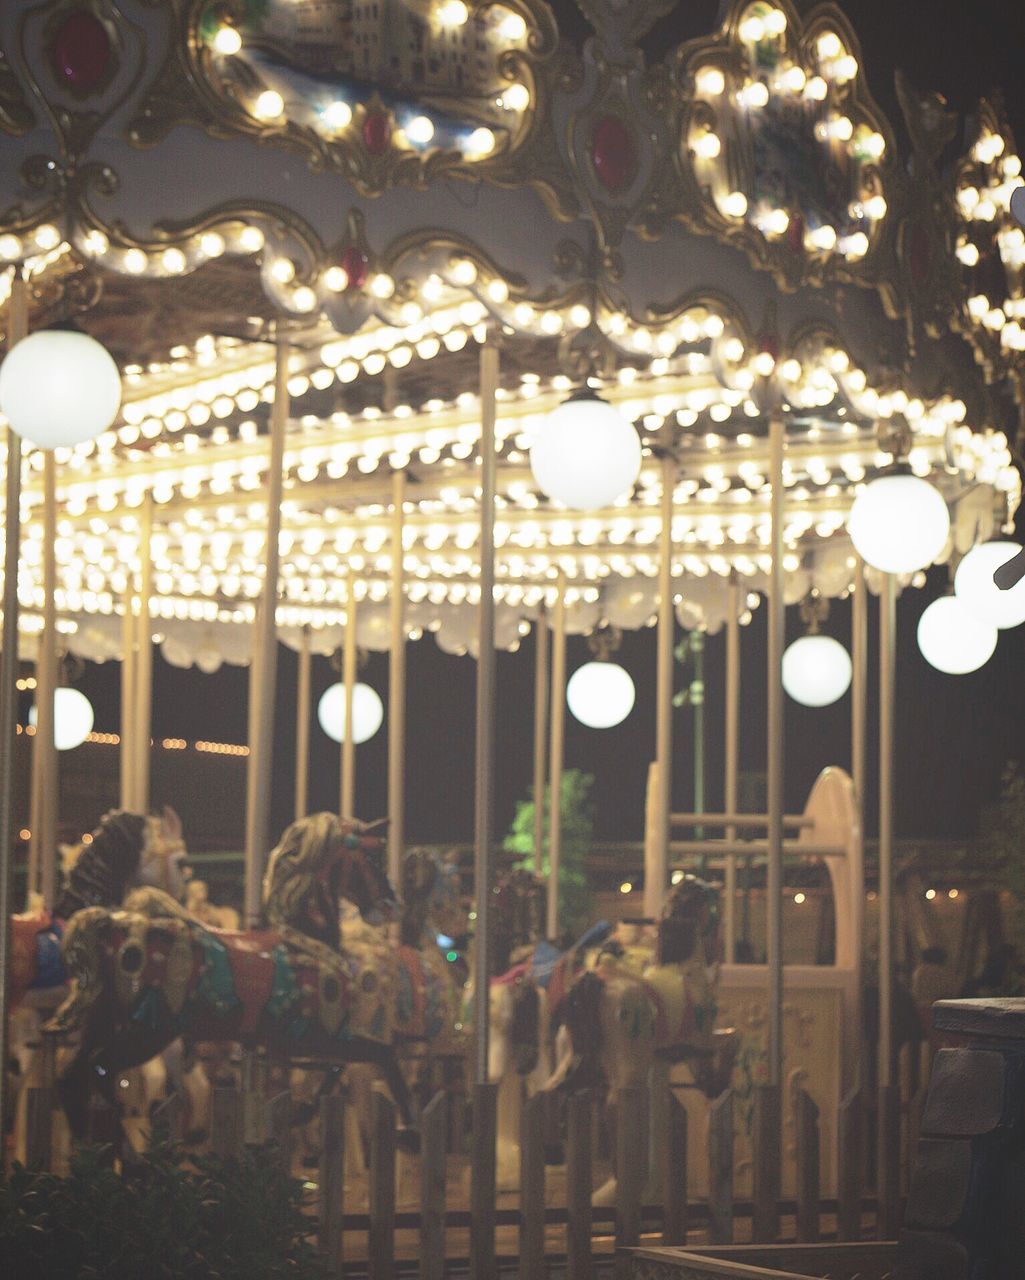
[{"x1": 1, "y1": 0, "x2": 1024, "y2": 1271}]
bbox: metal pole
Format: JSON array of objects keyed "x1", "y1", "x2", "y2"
[
  {"x1": 646, "y1": 452, "x2": 675, "y2": 920},
  {"x1": 474, "y1": 341, "x2": 499, "y2": 1087},
  {"x1": 294, "y1": 626, "x2": 311, "y2": 821},
  {"x1": 341, "y1": 590, "x2": 358, "y2": 817},
  {"x1": 878, "y1": 574, "x2": 896, "y2": 1088},
  {"x1": 766, "y1": 415, "x2": 785, "y2": 1089},
  {"x1": 388, "y1": 469, "x2": 406, "y2": 889},
  {"x1": 242, "y1": 332, "x2": 288, "y2": 928},
  {"x1": 133, "y1": 492, "x2": 154, "y2": 815},
  {"x1": 36, "y1": 451, "x2": 58, "y2": 905},
  {"x1": 692, "y1": 629, "x2": 705, "y2": 858},
  {"x1": 851, "y1": 556, "x2": 868, "y2": 1082},
  {"x1": 546, "y1": 573, "x2": 566, "y2": 941},
  {"x1": 120, "y1": 591, "x2": 137, "y2": 809},
  {"x1": 532, "y1": 608, "x2": 548, "y2": 874},
  {"x1": 0, "y1": 273, "x2": 29, "y2": 1144},
  {"x1": 724, "y1": 574, "x2": 740, "y2": 963}
]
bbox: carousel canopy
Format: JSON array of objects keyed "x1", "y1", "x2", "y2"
[{"x1": 1, "y1": 0, "x2": 1022, "y2": 670}]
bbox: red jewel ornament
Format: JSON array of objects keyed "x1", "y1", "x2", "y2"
[
  {"x1": 50, "y1": 10, "x2": 111, "y2": 93},
  {"x1": 908, "y1": 221, "x2": 931, "y2": 288},
  {"x1": 341, "y1": 245, "x2": 369, "y2": 291},
  {"x1": 363, "y1": 112, "x2": 390, "y2": 156},
  {"x1": 591, "y1": 115, "x2": 637, "y2": 192}
]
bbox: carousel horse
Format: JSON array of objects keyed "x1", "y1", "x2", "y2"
[
  {"x1": 8, "y1": 809, "x2": 193, "y2": 1157},
  {"x1": 544, "y1": 876, "x2": 729, "y2": 1099},
  {"x1": 542, "y1": 875, "x2": 735, "y2": 1203},
  {"x1": 296, "y1": 847, "x2": 470, "y2": 1171},
  {"x1": 49, "y1": 813, "x2": 421, "y2": 1152},
  {"x1": 185, "y1": 880, "x2": 240, "y2": 932},
  {"x1": 459, "y1": 868, "x2": 556, "y2": 1188},
  {"x1": 11, "y1": 808, "x2": 188, "y2": 1010}
]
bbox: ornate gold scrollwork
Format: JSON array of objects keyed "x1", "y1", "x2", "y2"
[
  {"x1": 125, "y1": 0, "x2": 575, "y2": 215},
  {"x1": 647, "y1": 0, "x2": 900, "y2": 306},
  {"x1": 950, "y1": 96, "x2": 1025, "y2": 400}
]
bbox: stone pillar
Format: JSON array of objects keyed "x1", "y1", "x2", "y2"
[{"x1": 897, "y1": 998, "x2": 1025, "y2": 1278}]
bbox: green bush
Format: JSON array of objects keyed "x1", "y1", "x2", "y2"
[
  {"x1": 0, "y1": 1140, "x2": 328, "y2": 1280},
  {"x1": 505, "y1": 767, "x2": 596, "y2": 941}
]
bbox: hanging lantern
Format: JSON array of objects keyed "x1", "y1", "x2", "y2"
[
  {"x1": 781, "y1": 635, "x2": 852, "y2": 707},
  {"x1": 0, "y1": 324, "x2": 122, "y2": 449},
  {"x1": 317, "y1": 682, "x2": 384, "y2": 744},
  {"x1": 917, "y1": 595, "x2": 997, "y2": 674},
  {"x1": 530, "y1": 390, "x2": 641, "y2": 510},
  {"x1": 566, "y1": 660, "x2": 636, "y2": 728},
  {"x1": 847, "y1": 470, "x2": 950, "y2": 575},
  {"x1": 954, "y1": 540, "x2": 1025, "y2": 629},
  {"x1": 29, "y1": 687, "x2": 94, "y2": 750}
]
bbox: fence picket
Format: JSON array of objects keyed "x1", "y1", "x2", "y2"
[
  {"x1": 369, "y1": 1086, "x2": 397, "y2": 1280},
  {"x1": 708, "y1": 1088, "x2": 733, "y2": 1245},
  {"x1": 419, "y1": 1092, "x2": 447, "y2": 1280}
]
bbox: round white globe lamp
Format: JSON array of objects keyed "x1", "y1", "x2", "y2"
[
  {"x1": 847, "y1": 470, "x2": 950, "y2": 574},
  {"x1": 781, "y1": 635, "x2": 852, "y2": 707},
  {"x1": 917, "y1": 595, "x2": 998, "y2": 674},
  {"x1": 0, "y1": 325, "x2": 122, "y2": 449},
  {"x1": 954, "y1": 540, "x2": 1025, "y2": 629},
  {"x1": 317, "y1": 682, "x2": 384, "y2": 745},
  {"x1": 566, "y1": 660, "x2": 636, "y2": 728},
  {"x1": 29, "y1": 686, "x2": 94, "y2": 750},
  {"x1": 530, "y1": 391, "x2": 641, "y2": 510}
]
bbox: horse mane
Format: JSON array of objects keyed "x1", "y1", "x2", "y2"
[
  {"x1": 54, "y1": 811, "x2": 147, "y2": 919},
  {"x1": 263, "y1": 812, "x2": 347, "y2": 949},
  {"x1": 657, "y1": 875, "x2": 715, "y2": 965}
]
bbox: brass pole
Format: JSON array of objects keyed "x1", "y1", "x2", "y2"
[
  {"x1": 532, "y1": 609, "x2": 548, "y2": 875},
  {"x1": 341, "y1": 590, "x2": 358, "y2": 817},
  {"x1": 120, "y1": 591, "x2": 137, "y2": 809},
  {"x1": 646, "y1": 452, "x2": 676, "y2": 920},
  {"x1": 0, "y1": 274, "x2": 29, "y2": 1144},
  {"x1": 766, "y1": 415, "x2": 785, "y2": 1089},
  {"x1": 546, "y1": 574, "x2": 566, "y2": 941},
  {"x1": 133, "y1": 492, "x2": 154, "y2": 814},
  {"x1": 851, "y1": 557, "x2": 868, "y2": 1084},
  {"x1": 294, "y1": 626, "x2": 311, "y2": 821},
  {"x1": 473, "y1": 340, "x2": 499, "y2": 1087},
  {"x1": 243, "y1": 332, "x2": 288, "y2": 928},
  {"x1": 878, "y1": 575, "x2": 896, "y2": 1088},
  {"x1": 724, "y1": 574, "x2": 740, "y2": 963},
  {"x1": 387, "y1": 469, "x2": 406, "y2": 888},
  {"x1": 36, "y1": 451, "x2": 58, "y2": 905}
]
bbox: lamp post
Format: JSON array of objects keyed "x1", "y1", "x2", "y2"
[{"x1": 0, "y1": 274, "x2": 28, "y2": 1143}]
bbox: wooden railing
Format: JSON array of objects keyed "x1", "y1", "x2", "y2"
[{"x1": 9, "y1": 1068, "x2": 908, "y2": 1278}]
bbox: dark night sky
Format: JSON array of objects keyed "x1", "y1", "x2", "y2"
[{"x1": 76, "y1": 0, "x2": 1025, "y2": 851}]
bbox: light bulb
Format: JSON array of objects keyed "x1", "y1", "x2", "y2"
[
  {"x1": 530, "y1": 393, "x2": 641, "y2": 509},
  {"x1": 954, "y1": 541, "x2": 1025, "y2": 629},
  {"x1": 566, "y1": 661, "x2": 636, "y2": 728},
  {"x1": 317, "y1": 682, "x2": 384, "y2": 744},
  {"x1": 847, "y1": 472, "x2": 949, "y2": 574},
  {"x1": 0, "y1": 328, "x2": 122, "y2": 449},
  {"x1": 917, "y1": 595, "x2": 998, "y2": 673},
  {"x1": 782, "y1": 635, "x2": 852, "y2": 707}
]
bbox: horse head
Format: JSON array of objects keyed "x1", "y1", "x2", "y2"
[
  {"x1": 263, "y1": 813, "x2": 397, "y2": 948},
  {"x1": 657, "y1": 874, "x2": 718, "y2": 966},
  {"x1": 54, "y1": 808, "x2": 188, "y2": 919},
  {"x1": 400, "y1": 848, "x2": 467, "y2": 947},
  {"x1": 491, "y1": 868, "x2": 546, "y2": 972},
  {"x1": 338, "y1": 819, "x2": 397, "y2": 925}
]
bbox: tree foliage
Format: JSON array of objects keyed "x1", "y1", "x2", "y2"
[
  {"x1": 0, "y1": 1139, "x2": 326, "y2": 1280},
  {"x1": 504, "y1": 767, "x2": 595, "y2": 941}
]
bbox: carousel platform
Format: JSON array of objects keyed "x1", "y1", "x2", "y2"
[{"x1": 619, "y1": 1242, "x2": 897, "y2": 1279}]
